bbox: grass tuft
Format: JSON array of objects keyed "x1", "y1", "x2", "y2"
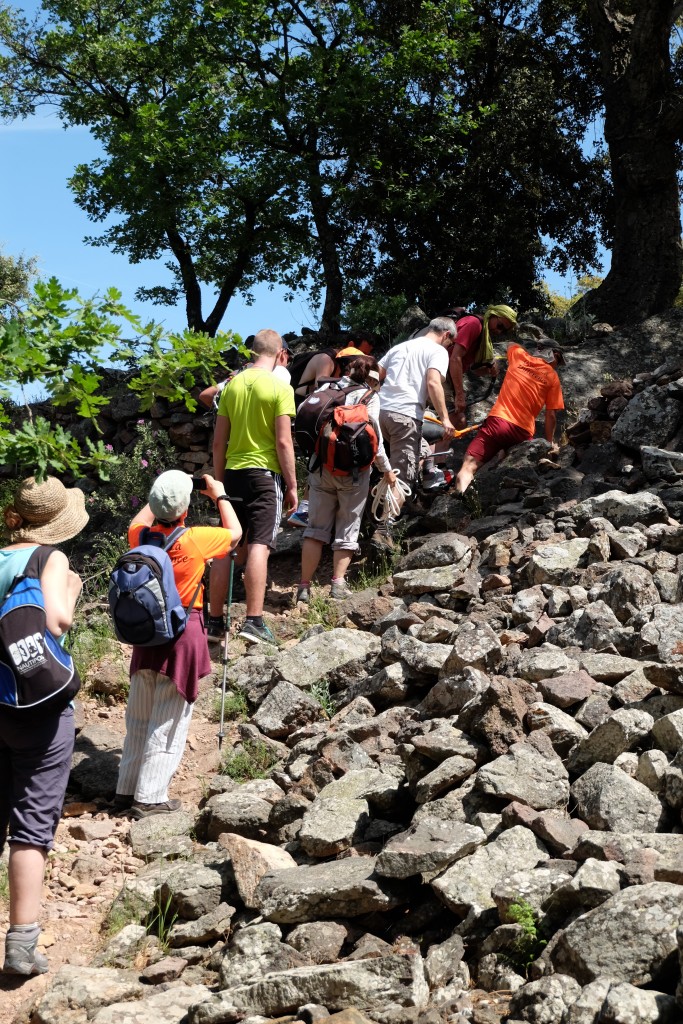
[{"x1": 220, "y1": 740, "x2": 279, "y2": 782}]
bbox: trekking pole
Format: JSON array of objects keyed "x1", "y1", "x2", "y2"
[{"x1": 217, "y1": 550, "x2": 238, "y2": 752}]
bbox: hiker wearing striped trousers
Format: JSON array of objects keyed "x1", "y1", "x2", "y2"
[{"x1": 115, "y1": 470, "x2": 241, "y2": 819}]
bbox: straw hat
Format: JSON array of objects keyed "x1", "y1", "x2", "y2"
[{"x1": 5, "y1": 476, "x2": 89, "y2": 544}]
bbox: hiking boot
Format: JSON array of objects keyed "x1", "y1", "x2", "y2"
[
  {"x1": 422, "y1": 467, "x2": 446, "y2": 491},
  {"x1": 206, "y1": 615, "x2": 225, "y2": 642},
  {"x1": 238, "y1": 621, "x2": 278, "y2": 645},
  {"x1": 130, "y1": 799, "x2": 182, "y2": 819},
  {"x1": 287, "y1": 509, "x2": 309, "y2": 528},
  {"x1": 3, "y1": 928, "x2": 49, "y2": 976},
  {"x1": 296, "y1": 585, "x2": 310, "y2": 604},
  {"x1": 330, "y1": 579, "x2": 352, "y2": 600}
]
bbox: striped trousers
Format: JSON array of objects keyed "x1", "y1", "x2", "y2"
[{"x1": 116, "y1": 670, "x2": 193, "y2": 803}]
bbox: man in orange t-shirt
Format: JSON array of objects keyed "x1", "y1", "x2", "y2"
[{"x1": 454, "y1": 339, "x2": 565, "y2": 495}]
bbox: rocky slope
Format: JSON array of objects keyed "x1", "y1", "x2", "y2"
[{"x1": 12, "y1": 336, "x2": 683, "y2": 1024}]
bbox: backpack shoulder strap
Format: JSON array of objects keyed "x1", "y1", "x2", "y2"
[
  {"x1": 21, "y1": 546, "x2": 58, "y2": 581},
  {"x1": 163, "y1": 526, "x2": 188, "y2": 551}
]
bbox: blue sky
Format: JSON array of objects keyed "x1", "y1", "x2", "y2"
[{"x1": 0, "y1": 112, "x2": 320, "y2": 341}]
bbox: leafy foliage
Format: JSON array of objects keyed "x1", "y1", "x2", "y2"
[
  {"x1": 0, "y1": 277, "x2": 245, "y2": 480},
  {"x1": 504, "y1": 898, "x2": 547, "y2": 974}
]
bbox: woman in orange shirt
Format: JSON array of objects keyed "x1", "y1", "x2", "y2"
[{"x1": 114, "y1": 470, "x2": 241, "y2": 818}]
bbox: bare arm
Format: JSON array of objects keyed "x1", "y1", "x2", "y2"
[
  {"x1": 275, "y1": 415, "x2": 298, "y2": 514},
  {"x1": 427, "y1": 368, "x2": 454, "y2": 440},
  {"x1": 544, "y1": 409, "x2": 558, "y2": 443},
  {"x1": 212, "y1": 413, "x2": 231, "y2": 483},
  {"x1": 41, "y1": 550, "x2": 82, "y2": 637},
  {"x1": 198, "y1": 384, "x2": 219, "y2": 409}
]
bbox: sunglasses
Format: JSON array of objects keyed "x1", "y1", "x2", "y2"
[{"x1": 490, "y1": 319, "x2": 511, "y2": 335}]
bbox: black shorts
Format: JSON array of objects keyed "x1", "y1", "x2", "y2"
[{"x1": 224, "y1": 468, "x2": 284, "y2": 550}]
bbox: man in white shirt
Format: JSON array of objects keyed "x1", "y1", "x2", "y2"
[{"x1": 374, "y1": 318, "x2": 456, "y2": 546}]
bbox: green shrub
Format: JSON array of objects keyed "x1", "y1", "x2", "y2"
[
  {"x1": 90, "y1": 422, "x2": 178, "y2": 535},
  {"x1": 503, "y1": 898, "x2": 547, "y2": 975},
  {"x1": 220, "y1": 740, "x2": 279, "y2": 782}
]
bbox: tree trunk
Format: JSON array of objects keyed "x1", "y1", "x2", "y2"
[
  {"x1": 585, "y1": 0, "x2": 683, "y2": 322},
  {"x1": 308, "y1": 174, "x2": 343, "y2": 335}
]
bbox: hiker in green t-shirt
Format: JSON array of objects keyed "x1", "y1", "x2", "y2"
[{"x1": 208, "y1": 330, "x2": 297, "y2": 646}]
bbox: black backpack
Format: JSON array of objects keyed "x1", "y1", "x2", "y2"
[{"x1": 289, "y1": 346, "x2": 338, "y2": 392}]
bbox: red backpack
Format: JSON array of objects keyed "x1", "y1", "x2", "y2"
[{"x1": 294, "y1": 379, "x2": 379, "y2": 479}]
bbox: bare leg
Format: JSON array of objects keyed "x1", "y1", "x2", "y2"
[
  {"x1": 332, "y1": 550, "x2": 353, "y2": 580},
  {"x1": 455, "y1": 454, "x2": 483, "y2": 495},
  {"x1": 301, "y1": 538, "x2": 324, "y2": 581},
  {"x1": 9, "y1": 845, "x2": 47, "y2": 925},
  {"x1": 244, "y1": 543, "x2": 270, "y2": 617}
]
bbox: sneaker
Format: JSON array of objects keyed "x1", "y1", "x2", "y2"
[
  {"x1": 422, "y1": 468, "x2": 446, "y2": 491},
  {"x1": 296, "y1": 585, "x2": 310, "y2": 604},
  {"x1": 3, "y1": 929, "x2": 49, "y2": 976},
  {"x1": 206, "y1": 615, "x2": 225, "y2": 643},
  {"x1": 238, "y1": 621, "x2": 278, "y2": 645},
  {"x1": 330, "y1": 579, "x2": 352, "y2": 600},
  {"x1": 288, "y1": 509, "x2": 309, "y2": 528},
  {"x1": 130, "y1": 799, "x2": 182, "y2": 819}
]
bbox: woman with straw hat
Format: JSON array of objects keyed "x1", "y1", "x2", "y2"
[{"x1": 0, "y1": 475, "x2": 89, "y2": 975}]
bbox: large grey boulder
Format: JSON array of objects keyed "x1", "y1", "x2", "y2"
[
  {"x1": 506, "y1": 975, "x2": 581, "y2": 1024},
  {"x1": 192, "y1": 954, "x2": 429, "y2": 1024},
  {"x1": 551, "y1": 882, "x2": 683, "y2": 984},
  {"x1": 414, "y1": 754, "x2": 477, "y2": 804},
  {"x1": 611, "y1": 384, "x2": 682, "y2": 451},
  {"x1": 635, "y1": 604, "x2": 683, "y2": 673},
  {"x1": 571, "y1": 489, "x2": 669, "y2": 527},
  {"x1": 397, "y1": 533, "x2": 474, "y2": 571},
  {"x1": 598, "y1": 983, "x2": 679, "y2": 1024},
  {"x1": 567, "y1": 708, "x2": 654, "y2": 774},
  {"x1": 201, "y1": 789, "x2": 274, "y2": 842},
  {"x1": 392, "y1": 565, "x2": 472, "y2": 596},
  {"x1": 571, "y1": 763, "x2": 665, "y2": 833},
  {"x1": 167, "y1": 902, "x2": 235, "y2": 946},
  {"x1": 375, "y1": 819, "x2": 486, "y2": 880},
  {"x1": 527, "y1": 539, "x2": 590, "y2": 586},
  {"x1": 33, "y1": 966, "x2": 145, "y2": 1024},
  {"x1": 431, "y1": 826, "x2": 548, "y2": 919},
  {"x1": 588, "y1": 564, "x2": 660, "y2": 622},
  {"x1": 93, "y1": 986, "x2": 212, "y2": 1024},
  {"x1": 251, "y1": 681, "x2": 322, "y2": 738},
  {"x1": 219, "y1": 922, "x2": 309, "y2": 989},
  {"x1": 157, "y1": 862, "x2": 228, "y2": 920},
  {"x1": 217, "y1": 834, "x2": 297, "y2": 908},
  {"x1": 474, "y1": 741, "x2": 569, "y2": 810},
  {"x1": 299, "y1": 769, "x2": 399, "y2": 857},
  {"x1": 70, "y1": 723, "x2": 123, "y2": 799},
  {"x1": 253, "y1": 856, "x2": 404, "y2": 923},
  {"x1": 441, "y1": 621, "x2": 503, "y2": 674},
  {"x1": 273, "y1": 629, "x2": 381, "y2": 689}
]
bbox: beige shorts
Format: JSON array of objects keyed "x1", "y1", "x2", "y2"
[{"x1": 304, "y1": 467, "x2": 371, "y2": 551}]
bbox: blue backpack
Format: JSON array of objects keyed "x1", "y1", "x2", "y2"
[
  {"x1": 0, "y1": 546, "x2": 81, "y2": 710},
  {"x1": 108, "y1": 527, "x2": 202, "y2": 647}
]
